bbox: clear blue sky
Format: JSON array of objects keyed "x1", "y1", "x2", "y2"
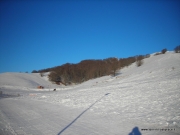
[{"x1": 0, "y1": 0, "x2": 180, "y2": 73}]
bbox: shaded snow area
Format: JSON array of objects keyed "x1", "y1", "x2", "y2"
[{"x1": 0, "y1": 52, "x2": 180, "y2": 135}]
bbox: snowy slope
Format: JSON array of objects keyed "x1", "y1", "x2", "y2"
[
  {"x1": 0, "y1": 51, "x2": 180, "y2": 135},
  {"x1": 0, "y1": 72, "x2": 61, "y2": 89}
]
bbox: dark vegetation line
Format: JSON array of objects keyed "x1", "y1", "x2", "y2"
[
  {"x1": 33, "y1": 56, "x2": 146, "y2": 85},
  {"x1": 57, "y1": 93, "x2": 110, "y2": 135},
  {"x1": 32, "y1": 46, "x2": 180, "y2": 85}
]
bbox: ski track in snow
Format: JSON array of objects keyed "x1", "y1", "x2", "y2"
[{"x1": 0, "y1": 52, "x2": 180, "y2": 135}]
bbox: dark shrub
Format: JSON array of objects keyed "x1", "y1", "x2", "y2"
[
  {"x1": 154, "y1": 52, "x2": 162, "y2": 56},
  {"x1": 145, "y1": 54, "x2": 150, "y2": 58},
  {"x1": 161, "y1": 48, "x2": 167, "y2": 54},
  {"x1": 136, "y1": 60, "x2": 143, "y2": 67},
  {"x1": 32, "y1": 70, "x2": 38, "y2": 73},
  {"x1": 136, "y1": 55, "x2": 144, "y2": 67},
  {"x1": 174, "y1": 45, "x2": 180, "y2": 53}
]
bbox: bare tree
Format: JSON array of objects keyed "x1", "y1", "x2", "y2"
[
  {"x1": 174, "y1": 45, "x2": 180, "y2": 53},
  {"x1": 40, "y1": 72, "x2": 45, "y2": 77},
  {"x1": 136, "y1": 55, "x2": 144, "y2": 67},
  {"x1": 105, "y1": 57, "x2": 120, "y2": 76},
  {"x1": 161, "y1": 48, "x2": 167, "y2": 54}
]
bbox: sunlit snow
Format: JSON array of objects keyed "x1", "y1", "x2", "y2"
[{"x1": 0, "y1": 52, "x2": 180, "y2": 135}]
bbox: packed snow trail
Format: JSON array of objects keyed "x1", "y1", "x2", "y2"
[
  {"x1": 57, "y1": 93, "x2": 110, "y2": 135},
  {"x1": 0, "y1": 94, "x2": 142, "y2": 135},
  {"x1": 0, "y1": 90, "x2": 179, "y2": 135}
]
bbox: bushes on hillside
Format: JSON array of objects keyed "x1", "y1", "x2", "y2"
[
  {"x1": 32, "y1": 45, "x2": 180, "y2": 85},
  {"x1": 161, "y1": 48, "x2": 167, "y2": 54},
  {"x1": 48, "y1": 56, "x2": 142, "y2": 84},
  {"x1": 136, "y1": 55, "x2": 144, "y2": 67},
  {"x1": 174, "y1": 45, "x2": 180, "y2": 53},
  {"x1": 36, "y1": 53, "x2": 160, "y2": 84},
  {"x1": 40, "y1": 72, "x2": 45, "y2": 77},
  {"x1": 144, "y1": 54, "x2": 150, "y2": 58},
  {"x1": 154, "y1": 52, "x2": 162, "y2": 56},
  {"x1": 32, "y1": 70, "x2": 38, "y2": 73},
  {"x1": 48, "y1": 58, "x2": 122, "y2": 84},
  {"x1": 154, "y1": 48, "x2": 167, "y2": 56},
  {"x1": 41, "y1": 55, "x2": 147, "y2": 84},
  {"x1": 119, "y1": 57, "x2": 136, "y2": 68}
]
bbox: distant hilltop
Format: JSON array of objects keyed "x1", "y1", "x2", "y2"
[{"x1": 0, "y1": 48, "x2": 179, "y2": 89}]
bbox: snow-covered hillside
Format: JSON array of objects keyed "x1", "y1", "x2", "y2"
[
  {"x1": 0, "y1": 51, "x2": 180, "y2": 135},
  {"x1": 0, "y1": 72, "x2": 63, "y2": 90}
]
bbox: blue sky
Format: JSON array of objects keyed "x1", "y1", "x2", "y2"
[{"x1": 0, "y1": 0, "x2": 180, "y2": 73}]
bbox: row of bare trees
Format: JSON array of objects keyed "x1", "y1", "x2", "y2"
[
  {"x1": 31, "y1": 45, "x2": 180, "y2": 85},
  {"x1": 32, "y1": 52, "x2": 154, "y2": 85},
  {"x1": 48, "y1": 58, "x2": 120, "y2": 84},
  {"x1": 47, "y1": 55, "x2": 148, "y2": 84}
]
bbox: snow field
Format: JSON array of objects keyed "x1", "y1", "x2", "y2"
[{"x1": 0, "y1": 51, "x2": 180, "y2": 135}]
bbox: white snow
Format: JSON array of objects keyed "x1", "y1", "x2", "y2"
[
  {"x1": 0, "y1": 51, "x2": 180, "y2": 135},
  {"x1": 0, "y1": 72, "x2": 64, "y2": 90}
]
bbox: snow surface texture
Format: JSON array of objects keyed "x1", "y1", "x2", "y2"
[{"x1": 0, "y1": 52, "x2": 180, "y2": 135}]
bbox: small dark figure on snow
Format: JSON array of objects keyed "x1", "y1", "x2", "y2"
[{"x1": 53, "y1": 89, "x2": 56, "y2": 91}]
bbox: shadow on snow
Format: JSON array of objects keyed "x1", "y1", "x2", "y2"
[
  {"x1": 57, "y1": 93, "x2": 110, "y2": 135},
  {"x1": 129, "y1": 127, "x2": 142, "y2": 135},
  {"x1": 0, "y1": 92, "x2": 20, "y2": 100}
]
